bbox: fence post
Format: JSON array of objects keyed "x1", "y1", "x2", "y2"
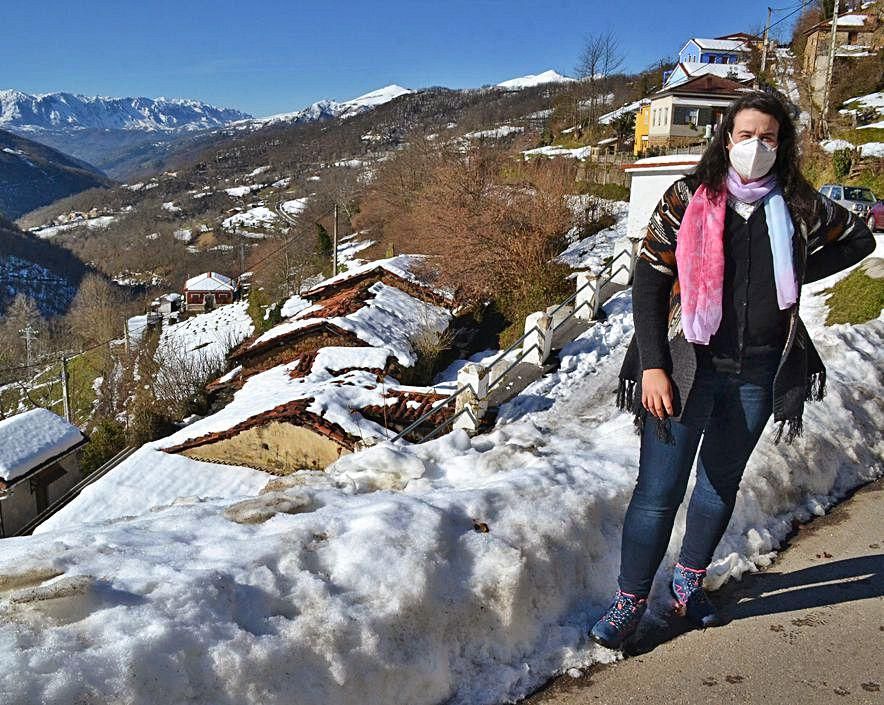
[
  {"x1": 522, "y1": 311, "x2": 553, "y2": 365},
  {"x1": 453, "y1": 363, "x2": 489, "y2": 433},
  {"x1": 61, "y1": 356, "x2": 71, "y2": 422},
  {"x1": 610, "y1": 237, "x2": 635, "y2": 286},
  {"x1": 575, "y1": 271, "x2": 602, "y2": 320},
  {"x1": 546, "y1": 302, "x2": 573, "y2": 331}
]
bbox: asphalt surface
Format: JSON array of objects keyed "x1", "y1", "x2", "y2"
[{"x1": 521, "y1": 478, "x2": 883, "y2": 705}]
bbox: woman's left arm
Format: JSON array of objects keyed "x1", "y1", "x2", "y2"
[{"x1": 804, "y1": 195, "x2": 876, "y2": 284}]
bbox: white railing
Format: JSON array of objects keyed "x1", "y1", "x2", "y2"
[{"x1": 384, "y1": 236, "x2": 639, "y2": 445}]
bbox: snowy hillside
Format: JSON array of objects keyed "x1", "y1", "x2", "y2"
[
  {"x1": 0, "y1": 90, "x2": 251, "y2": 132},
  {"x1": 0, "y1": 218, "x2": 89, "y2": 316},
  {"x1": 0, "y1": 128, "x2": 109, "y2": 218},
  {"x1": 1, "y1": 227, "x2": 880, "y2": 704}
]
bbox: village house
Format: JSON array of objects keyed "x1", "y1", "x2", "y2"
[
  {"x1": 677, "y1": 35, "x2": 755, "y2": 65},
  {"x1": 216, "y1": 257, "x2": 455, "y2": 392},
  {"x1": 184, "y1": 272, "x2": 236, "y2": 313},
  {"x1": 803, "y1": 11, "x2": 881, "y2": 102},
  {"x1": 150, "y1": 292, "x2": 183, "y2": 318},
  {"x1": 167, "y1": 256, "x2": 460, "y2": 474},
  {"x1": 643, "y1": 74, "x2": 749, "y2": 152},
  {"x1": 0, "y1": 408, "x2": 87, "y2": 537}
]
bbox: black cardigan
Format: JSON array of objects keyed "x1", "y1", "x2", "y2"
[{"x1": 618, "y1": 176, "x2": 876, "y2": 444}]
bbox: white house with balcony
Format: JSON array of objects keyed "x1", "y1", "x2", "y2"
[{"x1": 646, "y1": 74, "x2": 750, "y2": 150}]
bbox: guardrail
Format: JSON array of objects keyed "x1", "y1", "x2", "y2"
[{"x1": 381, "y1": 238, "x2": 638, "y2": 446}]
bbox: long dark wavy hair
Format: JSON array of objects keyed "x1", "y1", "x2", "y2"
[{"x1": 695, "y1": 90, "x2": 816, "y2": 222}]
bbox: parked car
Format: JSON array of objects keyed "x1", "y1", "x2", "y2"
[{"x1": 819, "y1": 184, "x2": 880, "y2": 231}]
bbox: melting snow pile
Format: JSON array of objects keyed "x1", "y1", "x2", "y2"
[{"x1": 0, "y1": 239, "x2": 881, "y2": 705}]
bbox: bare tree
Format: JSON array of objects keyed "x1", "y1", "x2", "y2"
[
  {"x1": 575, "y1": 31, "x2": 626, "y2": 125},
  {"x1": 67, "y1": 274, "x2": 124, "y2": 348}
]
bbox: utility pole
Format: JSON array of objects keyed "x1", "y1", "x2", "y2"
[
  {"x1": 239, "y1": 242, "x2": 245, "y2": 277},
  {"x1": 820, "y1": 0, "x2": 841, "y2": 138},
  {"x1": 760, "y1": 6, "x2": 773, "y2": 74},
  {"x1": 19, "y1": 325, "x2": 37, "y2": 368},
  {"x1": 332, "y1": 202, "x2": 339, "y2": 277},
  {"x1": 60, "y1": 356, "x2": 71, "y2": 422},
  {"x1": 123, "y1": 319, "x2": 130, "y2": 357}
]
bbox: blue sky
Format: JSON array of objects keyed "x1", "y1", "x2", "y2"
[{"x1": 2, "y1": 0, "x2": 801, "y2": 117}]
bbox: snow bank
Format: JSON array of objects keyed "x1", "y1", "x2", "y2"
[
  {"x1": 222, "y1": 206, "x2": 278, "y2": 230},
  {"x1": 820, "y1": 138, "x2": 884, "y2": 158},
  {"x1": 522, "y1": 145, "x2": 592, "y2": 160},
  {"x1": 281, "y1": 197, "x2": 309, "y2": 217},
  {"x1": 463, "y1": 126, "x2": 524, "y2": 140},
  {"x1": 2, "y1": 240, "x2": 881, "y2": 705},
  {"x1": 225, "y1": 184, "x2": 264, "y2": 197},
  {"x1": 0, "y1": 408, "x2": 84, "y2": 483},
  {"x1": 559, "y1": 197, "x2": 629, "y2": 272}
]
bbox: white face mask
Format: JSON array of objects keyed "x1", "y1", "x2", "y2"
[{"x1": 728, "y1": 133, "x2": 777, "y2": 181}]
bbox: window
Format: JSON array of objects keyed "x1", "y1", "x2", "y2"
[
  {"x1": 673, "y1": 107, "x2": 699, "y2": 125},
  {"x1": 831, "y1": 187, "x2": 843, "y2": 200},
  {"x1": 663, "y1": 107, "x2": 669, "y2": 125},
  {"x1": 844, "y1": 187, "x2": 875, "y2": 203},
  {"x1": 820, "y1": 186, "x2": 831, "y2": 197}
]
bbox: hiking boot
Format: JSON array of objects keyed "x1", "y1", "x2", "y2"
[
  {"x1": 589, "y1": 589, "x2": 648, "y2": 649},
  {"x1": 671, "y1": 562, "x2": 721, "y2": 628}
]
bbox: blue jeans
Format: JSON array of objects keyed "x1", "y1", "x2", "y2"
[{"x1": 617, "y1": 351, "x2": 780, "y2": 596}]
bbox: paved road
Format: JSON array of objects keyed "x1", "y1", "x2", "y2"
[{"x1": 522, "y1": 478, "x2": 883, "y2": 705}]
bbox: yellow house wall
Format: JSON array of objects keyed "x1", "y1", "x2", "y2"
[
  {"x1": 180, "y1": 421, "x2": 350, "y2": 475},
  {"x1": 634, "y1": 105, "x2": 650, "y2": 155}
]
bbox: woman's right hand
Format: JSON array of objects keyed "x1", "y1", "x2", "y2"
[{"x1": 642, "y1": 368, "x2": 674, "y2": 420}]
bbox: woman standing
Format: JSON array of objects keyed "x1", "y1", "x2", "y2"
[{"x1": 589, "y1": 91, "x2": 875, "y2": 650}]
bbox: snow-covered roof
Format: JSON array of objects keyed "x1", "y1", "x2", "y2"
[
  {"x1": 683, "y1": 37, "x2": 752, "y2": 52},
  {"x1": 300, "y1": 254, "x2": 451, "y2": 301},
  {"x1": 664, "y1": 62, "x2": 754, "y2": 89},
  {"x1": 247, "y1": 280, "x2": 452, "y2": 368},
  {"x1": 599, "y1": 98, "x2": 650, "y2": 125},
  {"x1": 185, "y1": 272, "x2": 236, "y2": 292},
  {"x1": 221, "y1": 206, "x2": 277, "y2": 230},
  {"x1": 0, "y1": 408, "x2": 85, "y2": 484},
  {"x1": 835, "y1": 13, "x2": 870, "y2": 27},
  {"x1": 163, "y1": 346, "x2": 446, "y2": 456}
]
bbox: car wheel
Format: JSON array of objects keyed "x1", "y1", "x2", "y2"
[{"x1": 868, "y1": 215, "x2": 878, "y2": 233}]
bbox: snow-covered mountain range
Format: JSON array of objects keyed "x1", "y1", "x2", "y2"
[
  {"x1": 0, "y1": 90, "x2": 251, "y2": 132},
  {"x1": 496, "y1": 69, "x2": 575, "y2": 90},
  {"x1": 235, "y1": 84, "x2": 413, "y2": 130}
]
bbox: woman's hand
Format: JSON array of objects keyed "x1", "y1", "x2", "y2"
[{"x1": 642, "y1": 368, "x2": 674, "y2": 420}]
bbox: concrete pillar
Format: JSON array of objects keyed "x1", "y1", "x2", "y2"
[
  {"x1": 522, "y1": 311, "x2": 553, "y2": 365},
  {"x1": 611, "y1": 236, "x2": 635, "y2": 286},
  {"x1": 575, "y1": 271, "x2": 602, "y2": 321},
  {"x1": 546, "y1": 303, "x2": 573, "y2": 332},
  {"x1": 453, "y1": 363, "x2": 489, "y2": 432}
]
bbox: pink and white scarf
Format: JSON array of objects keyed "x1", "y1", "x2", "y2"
[{"x1": 674, "y1": 168, "x2": 798, "y2": 345}]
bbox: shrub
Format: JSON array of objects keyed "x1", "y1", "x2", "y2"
[
  {"x1": 80, "y1": 418, "x2": 127, "y2": 474},
  {"x1": 833, "y1": 149, "x2": 853, "y2": 180},
  {"x1": 574, "y1": 181, "x2": 630, "y2": 201}
]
